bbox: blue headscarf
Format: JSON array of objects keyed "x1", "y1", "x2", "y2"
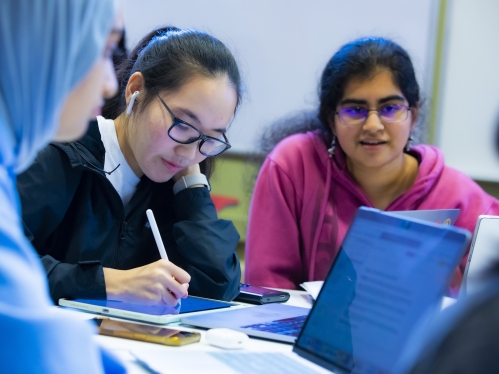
[
  {"x1": 0, "y1": 0, "x2": 116, "y2": 173},
  {"x1": 0, "y1": 1, "x2": 122, "y2": 373}
]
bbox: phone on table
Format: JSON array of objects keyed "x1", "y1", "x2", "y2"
[
  {"x1": 93, "y1": 318, "x2": 201, "y2": 346},
  {"x1": 234, "y1": 283, "x2": 290, "y2": 305}
]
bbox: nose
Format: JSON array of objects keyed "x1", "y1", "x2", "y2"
[
  {"x1": 362, "y1": 110, "x2": 384, "y2": 133},
  {"x1": 103, "y1": 59, "x2": 118, "y2": 99},
  {"x1": 175, "y1": 142, "x2": 198, "y2": 161}
]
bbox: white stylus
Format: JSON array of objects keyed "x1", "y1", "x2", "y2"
[
  {"x1": 146, "y1": 209, "x2": 181, "y2": 307},
  {"x1": 146, "y1": 209, "x2": 169, "y2": 260}
]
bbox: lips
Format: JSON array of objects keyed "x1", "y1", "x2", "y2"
[
  {"x1": 166, "y1": 160, "x2": 182, "y2": 168},
  {"x1": 161, "y1": 158, "x2": 184, "y2": 173},
  {"x1": 360, "y1": 139, "x2": 387, "y2": 145}
]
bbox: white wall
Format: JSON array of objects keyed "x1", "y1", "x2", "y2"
[
  {"x1": 437, "y1": 0, "x2": 499, "y2": 182},
  {"x1": 122, "y1": 0, "x2": 436, "y2": 152}
]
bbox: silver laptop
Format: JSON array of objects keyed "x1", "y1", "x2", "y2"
[
  {"x1": 182, "y1": 207, "x2": 471, "y2": 370},
  {"x1": 387, "y1": 209, "x2": 460, "y2": 225},
  {"x1": 460, "y1": 215, "x2": 499, "y2": 297},
  {"x1": 182, "y1": 303, "x2": 309, "y2": 343}
]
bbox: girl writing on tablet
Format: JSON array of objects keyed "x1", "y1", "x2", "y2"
[
  {"x1": 1, "y1": 0, "x2": 125, "y2": 372},
  {"x1": 245, "y1": 37, "x2": 499, "y2": 294},
  {"x1": 17, "y1": 27, "x2": 243, "y2": 305}
]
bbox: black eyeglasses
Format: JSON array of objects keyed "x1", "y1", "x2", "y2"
[
  {"x1": 336, "y1": 104, "x2": 411, "y2": 126},
  {"x1": 157, "y1": 94, "x2": 231, "y2": 157}
]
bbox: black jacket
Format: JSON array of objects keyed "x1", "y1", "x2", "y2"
[{"x1": 17, "y1": 121, "x2": 241, "y2": 303}]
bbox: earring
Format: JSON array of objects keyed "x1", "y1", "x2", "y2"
[
  {"x1": 327, "y1": 136, "x2": 336, "y2": 158},
  {"x1": 405, "y1": 132, "x2": 414, "y2": 152},
  {"x1": 126, "y1": 91, "x2": 139, "y2": 115}
]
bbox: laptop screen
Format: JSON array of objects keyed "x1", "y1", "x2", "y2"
[{"x1": 293, "y1": 207, "x2": 470, "y2": 374}]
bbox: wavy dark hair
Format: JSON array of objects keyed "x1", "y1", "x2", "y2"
[
  {"x1": 102, "y1": 26, "x2": 243, "y2": 178},
  {"x1": 258, "y1": 37, "x2": 423, "y2": 160}
]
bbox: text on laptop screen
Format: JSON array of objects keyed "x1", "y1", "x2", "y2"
[{"x1": 295, "y1": 208, "x2": 468, "y2": 373}]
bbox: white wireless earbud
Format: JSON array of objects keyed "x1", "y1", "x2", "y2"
[{"x1": 126, "y1": 91, "x2": 140, "y2": 115}]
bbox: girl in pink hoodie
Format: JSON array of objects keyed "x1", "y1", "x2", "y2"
[{"x1": 245, "y1": 37, "x2": 499, "y2": 293}]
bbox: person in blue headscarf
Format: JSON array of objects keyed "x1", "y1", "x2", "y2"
[{"x1": 0, "y1": 1, "x2": 124, "y2": 372}]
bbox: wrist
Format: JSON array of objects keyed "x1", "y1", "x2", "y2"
[
  {"x1": 172, "y1": 164, "x2": 201, "y2": 182},
  {"x1": 103, "y1": 267, "x2": 126, "y2": 299},
  {"x1": 173, "y1": 173, "x2": 210, "y2": 195}
]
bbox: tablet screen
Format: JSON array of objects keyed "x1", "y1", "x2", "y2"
[{"x1": 69, "y1": 296, "x2": 234, "y2": 316}]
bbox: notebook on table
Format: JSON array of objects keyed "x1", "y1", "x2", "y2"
[
  {"x1": 460, "y1": 215, "x2": 499, "y2": 297},
  {"x1": 182, "y1": 206, "x2": 471, "y2": 369}
]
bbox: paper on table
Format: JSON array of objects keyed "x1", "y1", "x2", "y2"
[
  {"x1": 300, "y1": 281, "x2": 455, "y2": 309},
  {"x1": 299, "y1": 281, "x2": 324, "y2": 300}
]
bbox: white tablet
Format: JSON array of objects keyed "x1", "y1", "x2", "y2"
[{"x1": 59, "y1": 296, "x2": 245, "y2": 324}]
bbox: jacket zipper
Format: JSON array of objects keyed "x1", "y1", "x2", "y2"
[
  {"x1": 79, "y1": 163, "x2": 127, "y2": 267},
  {"x1": 115, "y1": 221, "x2": 128, "y2": 268},
  {"x1": 119, "y1": 221, "x2": 128, "y2": 240}
]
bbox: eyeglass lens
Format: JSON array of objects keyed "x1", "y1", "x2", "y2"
[
  {"x1": 169, "y1": 121, "x2": 228, "y2": 156},
  {"x1": 338, "y1": 104, "x2": 409, "y2": 125}
]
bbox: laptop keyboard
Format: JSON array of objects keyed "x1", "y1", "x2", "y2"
[
  {"x1": 241, "y1": 315, "x2": 307, "y2": 336},
  {"x1": 209, "y1": 352, "x2": 322, "y2": 374}
]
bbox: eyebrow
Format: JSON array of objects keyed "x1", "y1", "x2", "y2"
[
  {"x1": 176, "y1": 107, "x2": 227, "y2": 134},
  {"x1": 339, "y1": 95, "x2": 407, "y2": 106}
]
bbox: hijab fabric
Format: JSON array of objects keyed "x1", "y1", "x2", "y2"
[
  {"x1": 0, "y1": 0, "x2": 116, "y2": 173},
  {"x1": 0, "y1": 1, "x2": 119, "y2": 373}
]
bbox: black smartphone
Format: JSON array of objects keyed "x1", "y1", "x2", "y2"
[{"x1": 234, "y1": 283, "x2": 290, "y2": 305}]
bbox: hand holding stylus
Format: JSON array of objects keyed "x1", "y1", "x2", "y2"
[
  {"x1": 102, "y1": 210, "x2": 190, "y2": 306},
  {"x1": 103, "y1": 261, "x2": 190, "y2": 307}
]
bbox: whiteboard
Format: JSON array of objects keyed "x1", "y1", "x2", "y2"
[
  {"x1": 437, "y1": 0, "x2": 499, "y2": 182},
  {"x1": 122, "y1": 0, "x2": 436, "y2": 153}
]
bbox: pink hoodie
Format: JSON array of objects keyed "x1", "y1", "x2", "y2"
[{"x1": 245, "y1": 131, "x2": 499, "y2": 290}]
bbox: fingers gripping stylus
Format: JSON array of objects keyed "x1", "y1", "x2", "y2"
[{"x1": 146, "y1": 209, "x2": 182, "y2": 308}]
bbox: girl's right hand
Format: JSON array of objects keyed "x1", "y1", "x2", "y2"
[{"x1": 103, "y1": 260, "x2": 191, "y2": 306}]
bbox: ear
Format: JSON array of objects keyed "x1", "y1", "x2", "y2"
[
  {"x1": 410, "y1": 106, "x2": 419, "y2": 132},
  {"x1": 125, "y1": 72, "x2": 145, "y2": 104}
]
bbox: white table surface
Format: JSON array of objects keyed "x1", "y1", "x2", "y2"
[{"x1": 63, "y1": 289, "x2": 313, "y2": 373}]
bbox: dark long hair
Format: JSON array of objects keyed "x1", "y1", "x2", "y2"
[
  {"x1": 258, "y1": 37, "x2": 422, "y2": 158},
  {"x1": 102, "y1": 26, "x2": 243, "y2": 178}
]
